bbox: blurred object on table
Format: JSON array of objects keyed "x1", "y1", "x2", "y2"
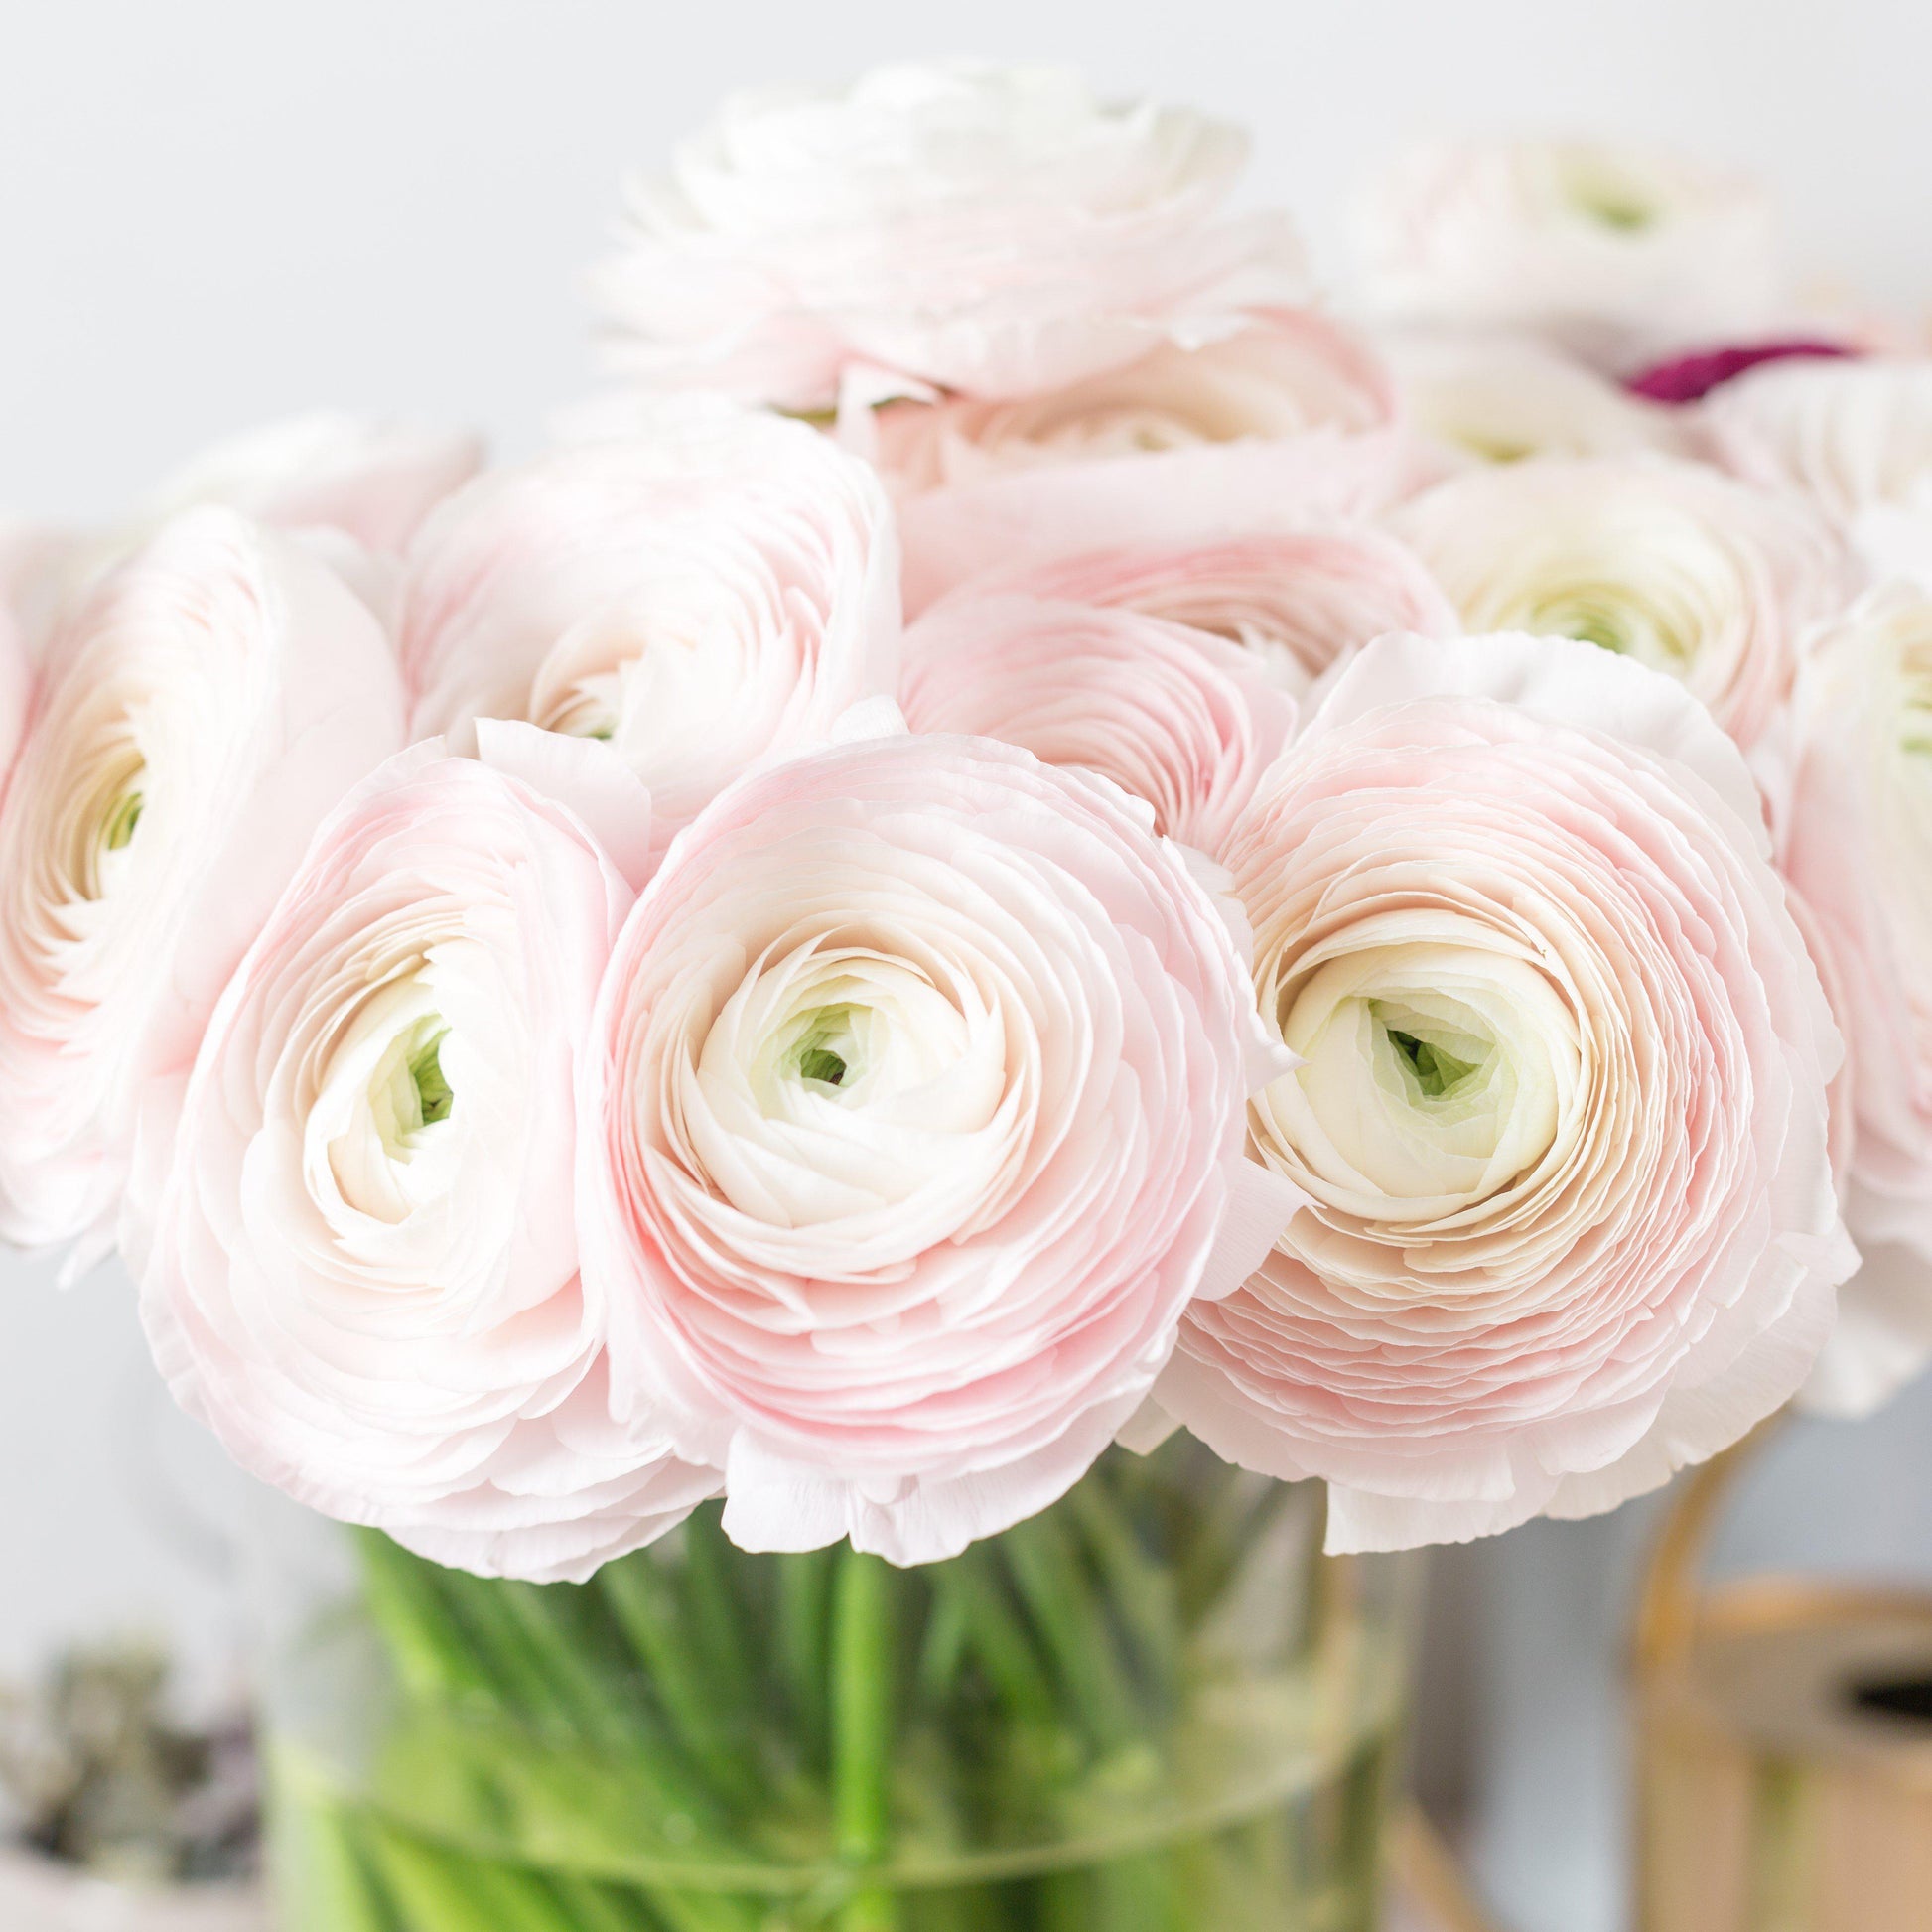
[
  {"x1": 1637, "y1": 1425, "x2": 1932, "y2": 1930},
  {"x1": 1387, "y1": 1807, "x2": 1505, "y2": 1931},
  {"x1": 0, "y1": 1637, "x2": 264, "y2": 1931}
]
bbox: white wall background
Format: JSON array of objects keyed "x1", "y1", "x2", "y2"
[{"x1": 2, "y1": 4, "x2": 1929, "y2": 1928}]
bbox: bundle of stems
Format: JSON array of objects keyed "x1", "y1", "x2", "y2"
[{"x1": 264, "y1": 1440, "x2": 1397, "y2": 1932}]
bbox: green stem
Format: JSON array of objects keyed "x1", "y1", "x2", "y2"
[
  {"x1": 600, "y1": 1556, "x2": 758, "y2": 1805},
  {"x1": 832, "y1": 1546, "x2": 897, "y2": 1931},
  {"x1": 1000, "y1": 1515, "x2": 1141, "y2": 1753}
]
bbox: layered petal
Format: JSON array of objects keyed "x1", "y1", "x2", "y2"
[
  {"x1": 900, "y1": 593, "x2": 1296, "y2": 856},
  {"x1": 1706, "y1": 357, "x2": 1932, "y2": 584},
  {"x1": 137, "y1": 733, "x2": 715, "y2": 1581},
  {"x1": 1353, "y1": 137, "x2": 1785, "y2": 368},
  {"x1": 965, "y1": 523, "x2": 1456, "y2": 696},
  {"x1": 1158, "y1": 633, "x2": 1851, "y2": 1548},
  {"x1": 579, "y1": 727, "x2": 1290, "y2": 1565},
  {"x1": 1782, "y1": 586, "x2": 1932, "y2": 1411},
  {"x1": 593, "y1": 62, "x2": 1308, "y2": 409},
  {"x1": 1380, "y1": 330, "x2": 1687, "y2": 485},
  {"x1": 1391, "y1": 454, "x2": 1857, "y2": 750},
  {"x1": 0, "y1": 507, "x2": 406, "y2": 1267},
  {"x1": 881, "y1": 313, "x2": 1402, "y2": 612},
  {"x1": 145, "y1": 412, "x2": 485, "y2": 558},
  {"x1": 402, "y1": 401, "x2": 900, "y2": 852}
]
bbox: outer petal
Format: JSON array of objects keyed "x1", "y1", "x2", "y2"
[
  {"x1": 900, "y1": 592, "x2": 1297, "y2": 857},
  {"x1": 146, "y1": 412, "x2": 484, "y2": 557},
  {"x1": 402, "y1": 400, "x2": 900, "y2": 851},
  {"x1": 593, "y1": 63, "x2": 1309, "y2": 410},
  {"x1": 952, "y1": 522, "x2": 1456, "y2": 695},
  {"x1": 0, "y1": 507, "x2": 406, "y2": 1267}
]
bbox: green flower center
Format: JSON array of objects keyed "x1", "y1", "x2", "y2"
[
  {"x1": 409, "y1": 1032, "x2": 455, "y2": 1126},
  {"x1": 102, "y1": 790, "x2": 144, "y2": 852},
  {"x1": 1384, "y1": 1027, "x2": 1481, "y2": 1099},
  {"x1": 791, "y1": 1006, "x2": 858, "y2": 1089}
]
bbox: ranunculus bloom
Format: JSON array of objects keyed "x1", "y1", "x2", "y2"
[
  {"x1": 1781, "y1": 586, "x2": 1932, "y2": 1414},
  {"x1": 144, "y1": 412, "x2": 485, "y2": 558},
  {"x1": 2, "y1": 415, "x2": 483, "y2": 665},
  {"x1": 579, "y1": 726, "x2": 1293, "y2": 1565},
  {"x1": 593, "y1": 61, "x2": 1308, "y2": 410},
  {"x1": 966, "y1": 524, "x2": 1456, "y2": 696},
  {"x1": 1152, "y1": 633, "x2": 1851, "y2": 1550},
  {"x1": 0, "y1": 508, "x2": 406, "y2": 1266},
  {"x1": 138, "y1": 729, "x2": 713, "y2": 1583},
  {"x1": 899, "y1": 593, "x2": 1298, "y2": 855},
  {"x1": 401, "y1": 403, "x2": 899, "y2": 850},
  {"x1": 1353, "y1": 138, "x2": 1785, "y2": 368},
  {"x1": 1380, "y1": 330, "x2": 1685, "y2": 484},
  {"x1": 879, "y1": 313, "x2": 1401, "y2": 612},
  {"x1": 1390, "y1": 454, "x2": 1855, "y2": 750},
  {"x1": 1705, "y1": 358, "x2": 1932, "y2": 584}
]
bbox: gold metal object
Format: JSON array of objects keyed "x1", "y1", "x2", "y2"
[
  {"x1": 1387, "y1": 1807, "x2": 1505, "y2": 1932},
  {"x1": 1635, "y1": 1421, "x2": 1932, "y2": 1931}
]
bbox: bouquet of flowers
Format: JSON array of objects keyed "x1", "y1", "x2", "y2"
[{"x1": 2, "y1": 58, "x2": 1924, "y2": 1932}]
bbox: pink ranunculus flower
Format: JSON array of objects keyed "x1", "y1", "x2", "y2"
[
  {"x1": 1705, "y1": 358, "x2": 1932, "y2": 584},
  {"x1": 1390, "y1": 454, "x2": 1857, "y2": 751},
  {"x1": 401, "y1": 403, "x2": 900, "y2": 852},
  {"x1": 1352, "y1": 137, "x2": 1785, "y2": 370},
  {"x1": 0, "y1": 507, "x2": 406, "y2": 1269},
  {"x1": 1151, "y1": 633, "x2": 1853, "y2": 1551},
  {"x1": 143, "y1": 411, "x2": 485, "y2": 558},
  {"x1": 578, "y1": 723, "x2": 1297, "y2": 1566},
  {"x1": 877, "y1": 312, "x2": 1402, "y2": 612},
  {"x1": 968, "y1": 524, "x2": 1457, "y2": 696},
  {"x1": 1780, "y1": 585, "x2": 1932, "y2": 1415},
  {"x1": 592, "y1": 62, "x2": 1308, "y2": 412},
  {"x1": 137, "y1": 727, "x2": 713, "y2": 1584},
  {"x1": 900, "y1": 593, "x2": 1298, "y2": 856},
  {"x1": 0, "y1": 417, "x2": 483, "y2": 681}
]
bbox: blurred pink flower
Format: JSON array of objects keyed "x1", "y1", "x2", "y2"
[
  {"x1": 0, "y1": 508, "x2": 406, "y2": 1269},
  {"x1": 1781, "y1": 586, "x2": 1932, "y2": 1415},
  {"x1": 1391, "y1": 453, "x2": 1857, "y2": 751},
  {"x1": 593, "y1": 62, "x2": 1308, "y2": 411}
]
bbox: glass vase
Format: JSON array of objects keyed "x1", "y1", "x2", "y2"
[{"x1": 249, "y1": 1435, "x2": 1420, "y2": 1931}]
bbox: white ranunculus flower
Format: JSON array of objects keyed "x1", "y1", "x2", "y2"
[
  {"x1": 402, "y1": 401, "x2": 900, "y2": 852},
  {"x1": 1782, "y1": 585, "x2": 1932, "y2": 1412},
  {"x1": 1706, "y1": 357, "x2": 1932, "y2": 584},
  {"x1": 1381, "y1": 329, "x2": 1686, "y2": 483},
  {"x1": 1353, "y1": 138, "x2": 1785, "y2": 368},
  {"x1": 594, "y1": 62, "x2": 1308, "y2": 409},
  {"x1": 0, "y1": 507, "x2": 406, "y2": 1267},
  {"x1": 1390, "y1": 454, "x2": 1856, "y2": 748}
]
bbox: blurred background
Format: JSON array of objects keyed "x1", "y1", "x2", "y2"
[{"x1": 2, "y1": 4, "x2": 1929, "y2": 1927}]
